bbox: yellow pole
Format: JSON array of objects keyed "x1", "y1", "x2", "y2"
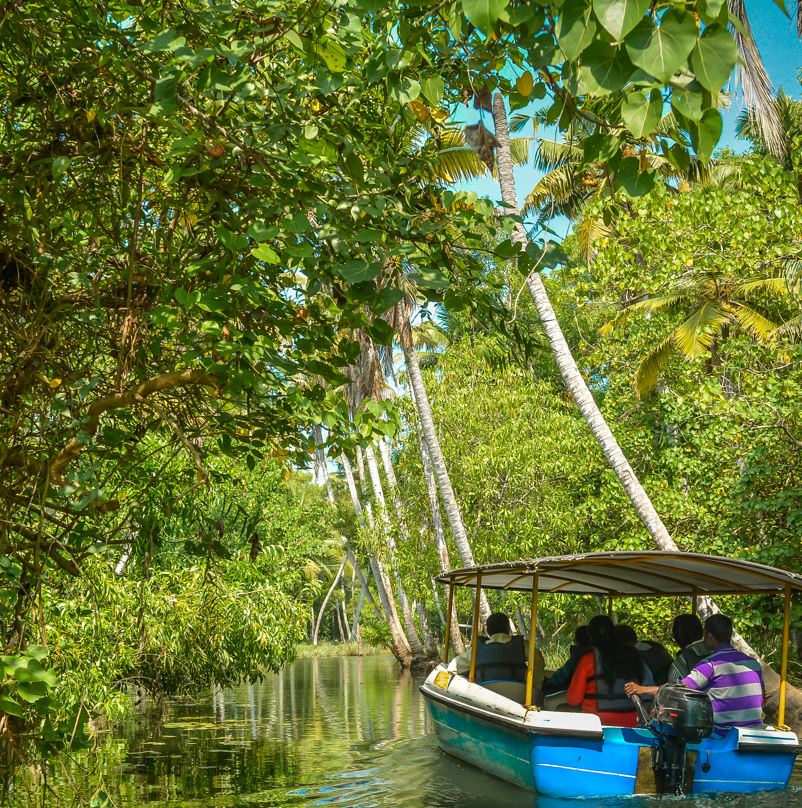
[
  {"x1": 525, "y1": 572, "x2": 540, "y2": 708},
  {"x1": 443, "y1": 583, "x2": 455, "y2": 662},
  {"x1": 468, "y1": 572, "x2": 483, "y2": 683},
  {"x1": 778, "y1": 586, "x2": 791, "y2": 727},
  {"x1": 692, "y1": 588, "x2": 698, "y2": 615}
]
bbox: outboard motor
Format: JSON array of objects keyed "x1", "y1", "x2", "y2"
[{"x1": 633, "y1": 683, "x2": 714, "y2": 796}]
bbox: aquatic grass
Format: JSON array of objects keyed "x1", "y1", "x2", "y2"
[{"x1": 294, "y1": 641, "x2": 390, "y2": 659}]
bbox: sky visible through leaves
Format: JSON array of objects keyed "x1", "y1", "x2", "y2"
[{"x1": 456, "y1": 1, "x2": 802, "y2": 237}]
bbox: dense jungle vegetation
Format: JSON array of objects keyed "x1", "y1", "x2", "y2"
[{"x1": 1, "y1": 0, "x2": 801, "y2": 776}]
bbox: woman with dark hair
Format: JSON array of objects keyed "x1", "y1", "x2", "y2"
[{"x1": 565, "y1": 615, "x2": 653, "y2": 727}]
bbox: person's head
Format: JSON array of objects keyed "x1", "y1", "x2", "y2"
[
  {"x1": 672, "y1": 614, "x2": 704, "y2": 649},
  {"x1": 589, "y1": 615, "x2": 644, "y2": 686},
  {"x1": 614, "y1": 624, "x2": 638, "y2": 647},
  {"x1": 588, "y1": 615, "x2": 616, "y2": 648},
  {"x1": 485, "y1": 612, "x2": 512, "y2": 637},
  {"x1": 574, "y1": 624, "x2": 591, "y2": 647},
  {"x1": 703, "y1": 614, "x2": 733, "y2": 650}
]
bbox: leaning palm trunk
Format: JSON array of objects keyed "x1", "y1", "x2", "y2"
[
  {"x1": 341, "y1": 453, "x2": 413, "y2": 667},
  {"x1": 417, "y1": 425, "x2": 464, "y2": 654},
  {"x1": 378, "y1": 439, "x2": 439, "y2": 658},
  {"x1": 312, "y1": 555, "x2": 348, "y2": 645},
  {"x1": 314, "y1": 424, "x2": 335, "y2": 505},
  {"x1": 364, "y1": 443, "x2": 428, "y2": 661},
  {"x1": 401, "y1": 328, "x2": 491, "y2": 621},
  {"x1": 493, "y1": 94, "x2": 802, "y2": 727}
]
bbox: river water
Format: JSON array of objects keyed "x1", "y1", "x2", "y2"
[{"x1": 4, "y1": 655, "x2": 802, "y2": 807}]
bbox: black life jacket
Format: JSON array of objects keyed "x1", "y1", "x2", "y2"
[
  {"x1": 586, "y1": 648, "x2": 638, "y2": 713},
  {"x1": 676, "y1": 641, "x2": 710, "y2": 675},
  {"x1": 637, "y1": 640, "x2": 673, "y2": 685},
  {"x1": 475, "y1": 635, "x2": 526, "y2": 683}
]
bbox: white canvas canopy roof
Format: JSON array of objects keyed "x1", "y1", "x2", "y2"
[{"x1": 436, "y1": 551, "x2": 802, "y2": 596}]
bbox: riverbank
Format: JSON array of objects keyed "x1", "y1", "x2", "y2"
[{"x1": 294, "y1": 640, "x2": 390, "y2": 659}]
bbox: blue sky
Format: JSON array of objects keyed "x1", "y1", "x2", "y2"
[{"x1": 456, "y1": 3, "x2": 802, "y2": 236}]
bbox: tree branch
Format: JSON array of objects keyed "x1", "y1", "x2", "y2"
[{"x1": 48, "y1": 369, "x2": 218, "y2": 483}]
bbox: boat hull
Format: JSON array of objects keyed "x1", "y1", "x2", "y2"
[{"x1": 422, "y1": 667, "x2": 799, "y2": 799}]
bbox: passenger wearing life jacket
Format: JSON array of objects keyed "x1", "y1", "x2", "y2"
[
  {"x1": 450, "y1": 612, "x2": 545, "y2": 692},
  {"x1": 625, "y1": 614, "x2": 712, "y2": 700},
  {"x1": 566, "y1": 615, "x2": 654, "y2": 727},
  {"x1": 615, "y1": 624, "x2": 673, "y2": 685}
]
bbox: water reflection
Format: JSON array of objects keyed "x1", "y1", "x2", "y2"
[{"x1": 4, "y1": 655, "x2": 802, "y2": 807}]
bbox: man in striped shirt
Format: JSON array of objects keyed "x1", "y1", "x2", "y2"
[{"x1": 681, "y1": 614, "x2": 764, "y2": 728}]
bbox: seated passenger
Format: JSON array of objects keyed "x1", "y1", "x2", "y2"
[
  {"x1": 681, "y1": 614, "x2": 764, "y2": 728},
  {"x1": 449, "y1": 612, "x2": 544, "y2": 695},
  {"x1": 668, "y1": 614, "x2": 711, "y2": 681},
  {"x1": 625, "y1": 614, "x2": 713, "y2": 699},
  {"x1": 543, "y1": 624, "x2": 591, "y2": 695},
  {"x1": 615, "y1": 624, "x2": 673, "y2": 685},
  {"x1": 566, "y1": 615, "x2": 653, "y2": 727}
]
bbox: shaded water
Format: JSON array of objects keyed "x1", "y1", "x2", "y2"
[{"x1": 4, "y1": 655, "x2": 802, "y2": 807}]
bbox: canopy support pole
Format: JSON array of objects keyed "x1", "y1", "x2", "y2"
[
  {"x1": 525, "y1": 572, "x2": 540, "y2": 708},
  {"x1": 443, "y1": 583, "x2": 455, "y2": 662},
  {"x1": 778, "y1": 586, "x2": 791, "y2": 727},
  {"x1": 692, "y1": 588, "x2": 699, "y2": 615},
  {"x1": 468, "y1": 572, "x2": 483, "y2": 683},
  {"x1": 607, "y1": 593, "x2": 613, "y2": 619}
]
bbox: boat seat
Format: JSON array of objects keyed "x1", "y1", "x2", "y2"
[{"x1": 479, "y1": 679, "x2": 527, "y2": 704}]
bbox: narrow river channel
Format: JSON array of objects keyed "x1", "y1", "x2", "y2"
[{"x1": 4, "y1": 655, "x2": 802, "y2": 807}]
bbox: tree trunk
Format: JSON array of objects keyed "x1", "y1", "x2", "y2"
[
  {"x1": 417, "y1": 425, "x2": 465, "y2": 654},
  {"x1": 491, "y1": 92, "x2": 802, "y2": 724},
  {"x1": 352, "y1": 589, "x2": 365, "y2": 639},
  {"x1": 401, "y1": 333, "x2": 491, "y2": 621},
  {"x1": 314, "y1": 424, "x2": 335, "y2": 505},
  {"x1": 416, "y1": 601, "x2": 439, "y2": 658},
  {"x1": 364, "y1": 443, "x2": 428, "y2": 661},
  {"x1": 312, "y1": 555, "x2": 347, "y2": 646},
  {"x1": 341, "y1": 453, "x2": 413, "y2": 667}
]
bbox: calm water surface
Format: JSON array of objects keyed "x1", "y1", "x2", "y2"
[{"x1": 5, "y1": 655, "x2": 802, "y2": 807}]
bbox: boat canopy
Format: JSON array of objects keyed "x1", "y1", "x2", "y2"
[{"x1": 435, "y1": 551, "x2": 802, "y2": 596}]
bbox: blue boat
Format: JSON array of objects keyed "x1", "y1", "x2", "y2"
[{"x1": 420, "y1": 551, "x2": 802, "y2": 798}]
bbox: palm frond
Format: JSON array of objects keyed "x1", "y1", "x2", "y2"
[
  {"x1": 782, "y1": 258, "x2": 802, "y2": 298},
  {"x1": 510, "y1": 112, "x2": 532, "y2": 134},
  {"x1": 769, "y1": 312, "x2": 802, "y2": 341},
  {"x1": 432, "y1": 146, "x2": 487, "y2": 182},
  {"x1": 600, "y1": 295, "x2": 687, "y2": 337},
  {"x1": 576, "y1": 214, "x2": 612, "y2": 264},
  {"x1": 533, "y1": 138, "x2": 581, "y2": 172},
  {"x1": 625, "y1": 294, "x2": 689, "y2": 315},
  {"x1": 731, "y1": 303, "x2": 779, "y2": 342},
  {"x1": 671, "y1": 301, "x2": 729, "y2": 359},
  {"x1": 522, "y1": 166, "x2": 581, "y2": 215},
  {"x1": 510, "y1": 137, "x2": 531, "y2": 166},
  {"x1": 634, "y1": 334, "x2": 676, "y2": 398},
  {"x1": 728, "y1": 0, "x2": 787, "y2": 159},
  {"x1": 735, "y1": 276, "x2": 793, "y2": 297}
]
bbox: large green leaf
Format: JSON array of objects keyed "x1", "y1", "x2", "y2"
[
  {"x1": 625, "y1": 9, "x2": 698, "y2": 83},
  {"x1": 613, "y1": 156, "x2": 656, "y2": 197},
  {"x1": 621, "y1": 89, "x2": 663, "y2": 137},
  {"x1": 0, "y1": 696, "x2": 24, "y2": 717},
  {"x1": 556, "y1": 0, "x2": 597, "y2": 61},
  {"x1": 689, "y1": 24, "x2": 738, "y2": 93},
  {"x1": 690, "y1": 107, "x2": 723, "y2": 162},
  {"x1": 16, "y1": 681, "x2": 48, "y2": 703},
  {"x1": 592, "y1": 0, "x2": 649, "y2": 40},
  {"x1": 577, "y1": 41, "x2": 633, "y2": 96},
  {"x1": 461, "y1": 0, "x2": 509, "y2": 32}
]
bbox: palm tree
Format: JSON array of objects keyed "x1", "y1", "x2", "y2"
[
  {"x1": 727, "y1": 0, "x2": 794, "y2": 160},
  {"x1": 736, "y1": 92, "x2": 802, "y2": 167},
  {"x1": 492, "y1": 91, "x2": 685, "y2": 557},
  {"x1": 602, "y1": 272, "x2": 791, "y2": 397}
]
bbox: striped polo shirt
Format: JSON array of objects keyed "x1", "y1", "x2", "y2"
[{"x1": 681, "y1": 646, "x2": 764, "y2": 727}]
